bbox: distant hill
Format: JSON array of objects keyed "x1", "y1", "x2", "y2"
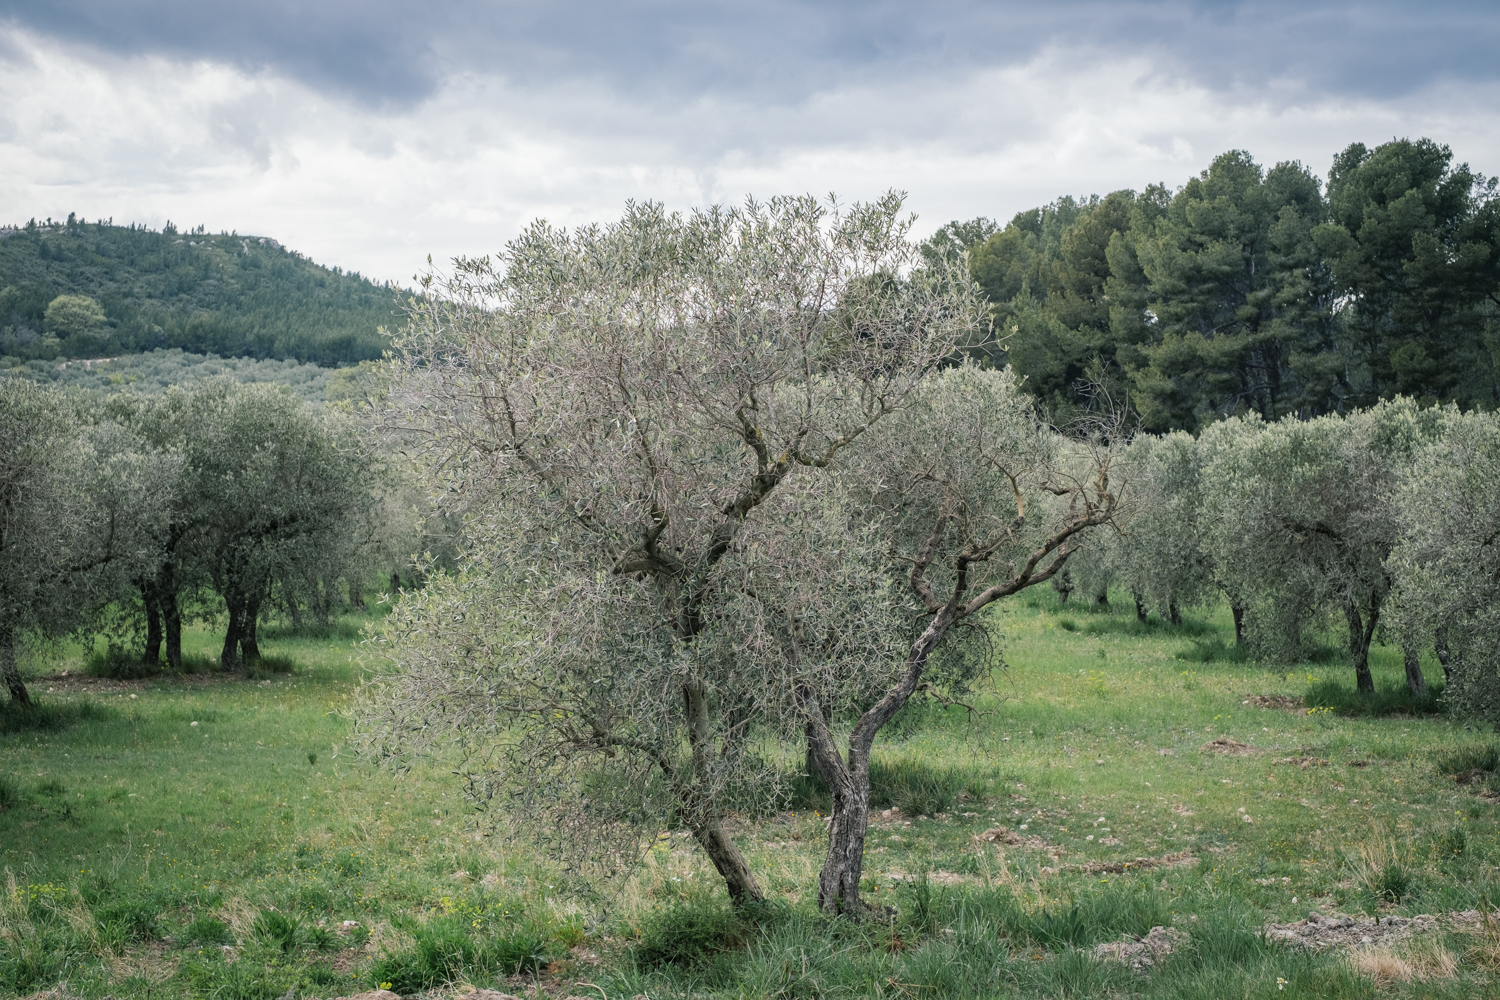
[{"x1": 0, "y1": 215, "x2": 403, "y2": 366}]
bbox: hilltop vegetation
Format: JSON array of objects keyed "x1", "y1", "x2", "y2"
[{"x1": 0, "y1": 215, "x2": 400, "y2": 366}]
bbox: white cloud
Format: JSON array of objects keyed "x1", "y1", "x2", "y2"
[{"x1": 3, "y1": 28, "x2": 1499, "y2": 284}]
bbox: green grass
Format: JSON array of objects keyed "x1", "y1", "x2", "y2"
[{"x1": 3, "y1": 589, "x2": 1499, "y2": 999}]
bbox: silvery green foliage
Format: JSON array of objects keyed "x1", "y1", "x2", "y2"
[
  {"x1": 1201, "y1": 400, "x2": 1444, "y2": 680},
  {"x1": 1387, "y1": 410, "x2": 1500, "y2": 723},
  {"x1": 0, "y1": 379, "x2": 172, "y2": 701},
  {"x1": 363, "y1": 195, "x2": 980, "y2": 897},
  {"x1": 1115, "y1": 431, "x2": 1215, "y2": 619}
]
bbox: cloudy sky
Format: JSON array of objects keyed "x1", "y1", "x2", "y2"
[{"x1": 2, "y1": 1, "x2": 1498, "y2": 283}]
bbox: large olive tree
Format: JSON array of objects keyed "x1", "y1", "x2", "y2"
[{"x1": 363, "y1": 195, "x2": 979, "y2": 905}]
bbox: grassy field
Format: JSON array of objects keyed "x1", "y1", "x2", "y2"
[{"x1": 3, "y1": 591, "x2": 1499, "y2": 1000}]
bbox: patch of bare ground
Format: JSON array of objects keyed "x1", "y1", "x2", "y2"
[
  {"x1": 1092, "y1": 926, "x2": 1188, "y2": 970},
  {"x1": 33, "y1": 670, "x2": 242, "y2": 694},
  {"x1": 1265, "y1": 910, "x2": 1486, "y2": 951},
  {"x1": 973, "y1": 827, "x2": 1063, "y2": 858},
  {"x1": 1069, "y1": 851, "x2": 1197, "y2": 875},
  {"x1": 1243, "y1": 694, "x2": 1306, "y2": 712},
  {"x1": 1201, "y1": 737, "x2": 1257, "y2": 755},
  {"x1": 1276, "y1": 755, "x2": 1330, "y2": 768}
]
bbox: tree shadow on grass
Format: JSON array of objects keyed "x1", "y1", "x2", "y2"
[
  {"x1": 0, "y1": 696, "x2": 114, "y2": 734},
  {"x1": 1304, "y1": 678, "x2": 1444, "y2": 717}
]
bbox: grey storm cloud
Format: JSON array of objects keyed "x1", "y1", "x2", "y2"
[{"x1": 5, "y1": 0, "x2": 1500, "y2": 107}]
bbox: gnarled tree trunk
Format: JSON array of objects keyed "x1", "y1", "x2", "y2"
[
  {"x1": 0, "y1": 625, "x2": 30, "y2": 705},
  {"x1": 1345, "y1": 596, "x2": 1378, "y2": 694},
  {"x1": 1434, "y1": 627, "x2": 1454, "y2": 683},
  {"x1": 682, "y1": 682, "x2": 763, "y2": 906},
  {"x1": 1231, "y1": 604, "x2": 1245, "y2": 646},
  {"x1": 1402, "y1": 643, "x2": 1428, "y2": 697},
  {"x1": 141, "y1": 584, "x2": 163, "y2": 667},
  {"x1": 241, "y1": 593, "x2": 263, "y2": 663},
  {"x1": 220, "y1": 594, "x2": 246, "y2": 671},
  {"x1": 1133, "y1": 591, "x2": 1147, "y2": 622}
]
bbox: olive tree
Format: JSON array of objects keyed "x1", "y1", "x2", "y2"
[
  {"x1": 1201, "y1": 400, "x2": 1443, "y2": 690},
  {"x1": 362, "y1": 195, "x2": 978, "y2": 905},
  {"x1": 802, "y1": 365, "x2": 1124, "y2": 914},
  {"x1": 1116, "y1": 431, "x2": 1218, "y2": 628},
  {"x1": 112, "y1": 380, "x2": 377, "y2": 670},
  {"x1": 1386, "y1": 410, "x2": 1500, "y2": 718},
  {"x1": 1, "y1": 380, "x2": 167, "y2": 702}
]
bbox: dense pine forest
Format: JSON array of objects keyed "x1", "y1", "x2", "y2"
[
  {"x1": 0, "y1": 216, "x2": 399, "y2": 366},
  {"x1": 929, "y1": 139, "x2": 1500, "y2": 431}
]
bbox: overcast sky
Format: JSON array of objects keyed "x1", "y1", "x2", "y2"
[{"x1": 2, "y1": 1, "x2": 1498, "y2": 283}]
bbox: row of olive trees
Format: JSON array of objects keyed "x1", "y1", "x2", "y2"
[
  {"x1": 1067, "y1": 398, "x2": 1500, "y2": 709},
  {"x1": 0, "y1": 376, "x2": 416, "y2": 704},
  {"x1": 359, "y1": 195, "x2": 1126, "y2": 917}
]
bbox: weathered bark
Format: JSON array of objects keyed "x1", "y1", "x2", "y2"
[
  {"x1": 1402, "y1": 643, "x2": 1428, "y2": 697},
  {"x1": 241, "y1": 593, "x2": 262, "y2": 663},
  {"x1": 1133, "y1": 591, "x2": 1147, "y2": 622},
  {"x1": 1052, "y1": 569, "x2": 1073, "y2": 605},
  {"x1": 1434, "y1": 627, "x2": 1454, "y2": 683},
  {"x1": 162, "y1": 589, "x2": 182, "y2": 672},
  {"x1": 1231, "y1": 604, "x2": 1245, "y2": 646},
  {"x1": 807, "y1": 602, "x2": 960, "y2": 916},
  {"x1": 682, "y1": 682, "x2": 764, "y2": 906},
  {"x1": 1, "y1": 626, "x2": 31, "y2": 705},
  {"x1": 1168, "y1": 601, "x2": 1181, "y2": 626},
  {"x1": 1092, "y1": 590, "x2": 1110, "y2": 610},
  {"x1": 348, "y1": 578, "x2": 365, "y2": 610},
  {"x1": 220, "y1": 595, "x2": 246, "y2": 671},
  {"x1": 1344, "y1": 597, "x2": 1378, "y2": 694},
  {"x1": 141, "y1": 584, "x2": 163, "y2": 667},
  {"x1": 390, "y1": 572, "x2": 401, "y2": 595}
]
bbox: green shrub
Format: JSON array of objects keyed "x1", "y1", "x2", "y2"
[
  {"x1": 1436, "y1": 744, "x2": 1499, "y2": 775},
  {"x1": 96, "y1": 899, "x2": 160, "y2": 943},
  {"x1": 1305, "y1": 679, "x2": 1444, "y2": 717},
  {"x1": 183, "y1": 915, "x2": 233, "y2": 945},
  {"x1": 868, "y1": 757, "x2": 982, "y2": 817},
  {"x1": 0, "y1": 698, "x2": 113, "y2": 734},
  {"x1": 632, "y1": 896, "x2": 741, "y2": 968},
  {"x1": 248, "y1": 654, "x2": 296, "y2": 677},
  {"x1": 370, "y1": 916, "x2": 550, "y2": 993},
  {"x1": 1437, "y1": 826, "x2": 1469, "y2": 857},
  {"x1": 86, "y1": 642, "x2": 160, "y2": 680},
  {"x1": 253, "y1": 909, "x2": 301, "y2": 954}
]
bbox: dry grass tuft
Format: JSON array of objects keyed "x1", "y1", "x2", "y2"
[{"x1": 1349, "y1": 939, "x2": 1458, "y2": 983}]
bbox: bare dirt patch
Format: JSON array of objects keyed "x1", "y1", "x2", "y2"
[
  {"x1": 1243, "y1": 695, "x2": 1306, "y2": 712},
  {"x1": 1277, "y1": 756, "x2": 1331, "y2": 768},
  {"x1": 973, "y1": 827, "x2": 1060, "y2": 856},
  {"x1": 1070, "y1": 851, "x2": 1196, "y2": 875},
  {"x1": 1092, "y1": 925, "x2": 1187, "y2": 970},
  {"x1": 1265, "y1": 910, "x2": 1485, "y2": 952},
  {"x1": 1201, "y1": 737, "x2": 1257, "y2": 755}
]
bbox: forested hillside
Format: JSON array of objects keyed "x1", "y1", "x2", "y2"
[
  {"x1": 932, "y1": 138, "x2": 1500, "y2": 430},
  {"x1": 0, "y1": 215, "x2": 400, "y2": 365}
]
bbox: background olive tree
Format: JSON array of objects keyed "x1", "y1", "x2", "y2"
[
  {"x1": 1, "y1": 380, "x2": 167, "y2": 703},
  {"x1": 363, "y1": 195, "x2": 978, "y2": 905},
  {"x1": 1386, "y1": 409, "x2": 1500, "y2": 718}
]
